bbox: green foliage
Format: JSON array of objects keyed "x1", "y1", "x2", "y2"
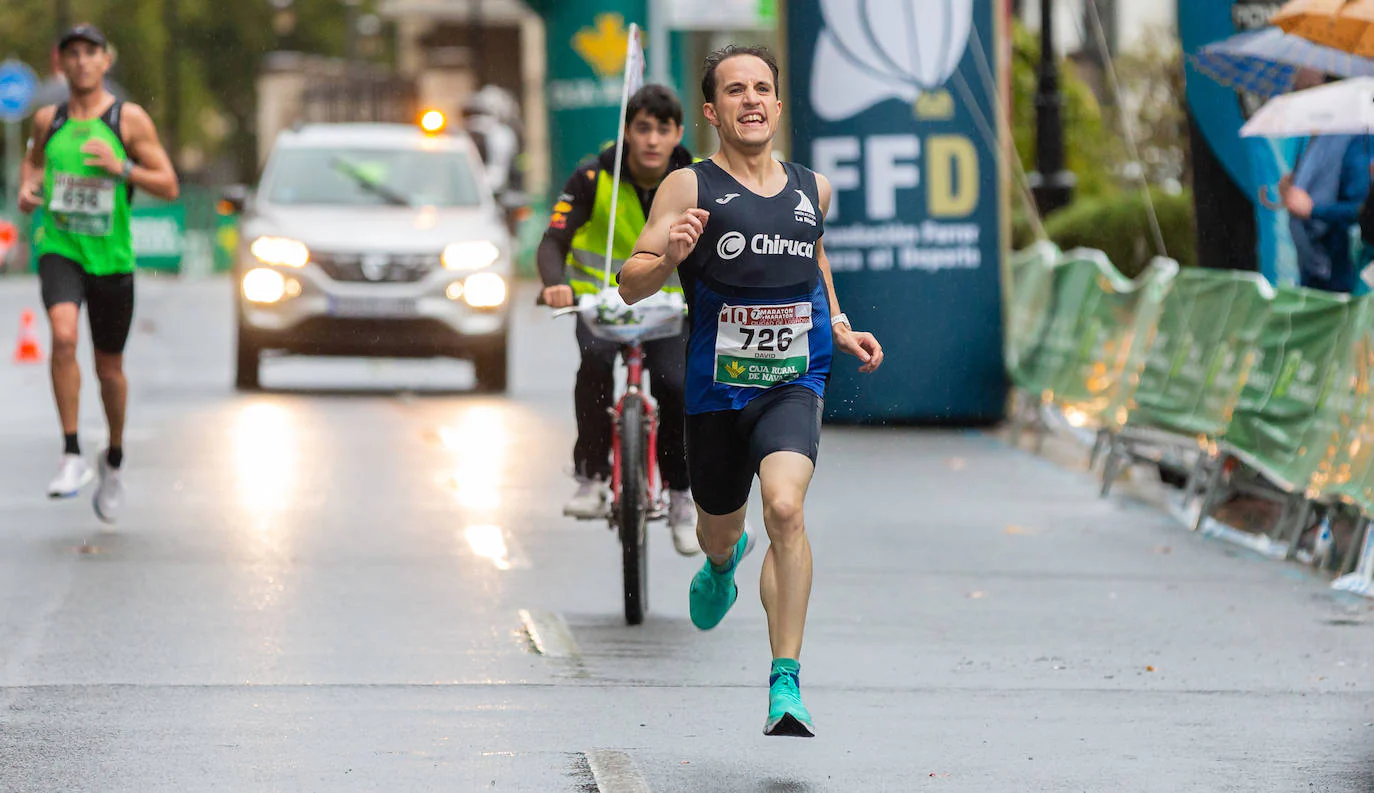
[
  {"x1": 1010, "y1": 18, "x2": 1196, "y2": 277},
  {"x1": 1112, "y1": 26, "x2": 1189, "y2": 187},
  {"x1": 0, "y1": 0, "x2": 365, "y2": 181},
  {"x1": 1042, "y1": 189, "x2": 1198, "y2": 278},
  {"x1": 1011, "y1": 207, "x2": 1039, "y2": 252}
]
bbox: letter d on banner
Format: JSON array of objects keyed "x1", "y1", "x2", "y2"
[{"x1": 787, "y1": 0, "x2": 1009, "y2": 423}]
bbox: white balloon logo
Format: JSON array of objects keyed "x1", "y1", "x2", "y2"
[
  {"x1": 811, "y1": 0, "x2": 976, "y2": 121},
  {"x1": 717, "y1": 231, "x2": 747, "y2": 260}
]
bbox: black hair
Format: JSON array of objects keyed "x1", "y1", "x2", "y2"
[
  {"x1": 626, "y1": 84, "x2": 683, "y2": 127},
  {"x1": 701, "y1": 45, "x2": 780, "y2": 103}
]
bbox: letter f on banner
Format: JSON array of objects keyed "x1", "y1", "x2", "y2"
[{"x1": 603, "y1": 23, "x2": 646, "y2": 287}]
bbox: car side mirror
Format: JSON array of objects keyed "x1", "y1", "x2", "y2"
[{"x1": 219, "y1": 184, "x2": 251, "y2": 215}]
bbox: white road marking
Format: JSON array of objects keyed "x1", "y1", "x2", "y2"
[
  {"x1": 584, "y1": 749, "x2": 652, "y2": 793},
  {"x1": 518, "y1": 609, "x2": 580, "y2": 658}
]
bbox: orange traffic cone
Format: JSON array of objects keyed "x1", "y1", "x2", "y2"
[{"x1": 14, "y1": 309, "x2": 44, "y2": 364}]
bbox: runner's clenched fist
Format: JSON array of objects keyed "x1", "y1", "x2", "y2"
[{"x1": 667, "y1": 208, "x2": 710, "y2": 265}]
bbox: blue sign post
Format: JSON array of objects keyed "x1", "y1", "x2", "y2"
[
  {"x1": 0, "y1": 60, "x2": 39, "y2": 271},
  {"x1": 786, "y1": 0, "x2": 1008, "y2": 424},
  {"x1": 0, "y1": 60, "x2": 39, "y2": 122}
]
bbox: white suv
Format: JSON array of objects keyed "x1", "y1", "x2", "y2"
[{"x1": 229, "y1": 122, "x2": 512, "y2": 391}]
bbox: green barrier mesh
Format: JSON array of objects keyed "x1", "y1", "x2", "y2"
[
  {"x1": 1223, "y1": 288, "x2": 1356, "y2": 492},
  {"x1": 1124, "y1": 269, "x2": 1273, "y2": 439},
  {"x1": 1048, "y1": 251, "x2": 1176, "y2": 430},
  {"x1": 1310, "y1": 300, "x2": 1374, "y2": 509},
  {"x1": 1013, "y1": 250, "x2": 1117, "y2": 399},
  {"x1": 1005, "y1": 241, "x2": 1061, "y2": 388}
]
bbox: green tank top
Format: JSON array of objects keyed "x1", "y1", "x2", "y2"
[{"x1": 35, "y1": 101, "x2": 135, "y2": 276}]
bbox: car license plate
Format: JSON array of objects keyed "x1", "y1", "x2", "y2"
[{"x1": 329, "y1": 296, "x2": 418, "y2": 318}]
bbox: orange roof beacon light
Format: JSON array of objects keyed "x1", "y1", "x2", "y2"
[{"x1": 420, "y1": 109, "x2": 447, "y2": 134}]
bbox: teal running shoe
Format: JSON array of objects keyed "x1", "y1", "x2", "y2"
[
  {"x1": 765, "y1": 659, "x2": 815, "y2": 737},
  {"x1": 688, "y1": 525, "x2": 756, "y2": 630}
]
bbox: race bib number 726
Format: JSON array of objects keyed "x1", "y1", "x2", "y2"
[{"x1": 715, "y1": 302, "x2": 812, "y2": 388}]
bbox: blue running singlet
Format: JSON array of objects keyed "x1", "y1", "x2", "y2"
[{"x1": 678, "y1": 159, "x2": 833, "y2": 415}]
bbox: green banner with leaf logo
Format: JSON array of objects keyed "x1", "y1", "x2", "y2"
[{"x1": 530, "y1": 0, "x2": 647, "y2": 189}]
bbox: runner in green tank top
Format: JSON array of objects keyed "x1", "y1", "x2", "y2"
[
  {"x1": 17, "y1": 24, "x2": 179, "y2": 523},
  {"x1": 37, "y1": 93, "x2": 136, "y2": 275}
]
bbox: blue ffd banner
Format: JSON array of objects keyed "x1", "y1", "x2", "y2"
[{"x1": 787, "y1": 0, "x2": 1008, "y2": 424}]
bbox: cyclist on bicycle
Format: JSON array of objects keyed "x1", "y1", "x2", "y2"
[{"x1": 537, "y1": 84, "x2": 699, "y2": 556}]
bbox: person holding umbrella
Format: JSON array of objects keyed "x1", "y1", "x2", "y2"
[
  {"x1": 1250, "y1": 72, "x2": 1374, "y2": 293},
  {"x1": 1270, "y1": 137, "x2": 1373, "y2": 293}
]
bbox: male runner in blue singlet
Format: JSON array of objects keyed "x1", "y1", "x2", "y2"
[{"x1": 619, "y1": 45, "x2": 884, "y2": 737}]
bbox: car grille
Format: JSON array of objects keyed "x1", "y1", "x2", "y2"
[{"x1": 313, "y1": 252, "x2": 440, "y2": 283}]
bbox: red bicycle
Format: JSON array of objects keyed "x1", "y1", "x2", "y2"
[{"x1": 553, "y1": 288, "x2": 685, "y2": 625}]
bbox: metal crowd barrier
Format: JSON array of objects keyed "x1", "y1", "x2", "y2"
[{"x1": 1007, "y1": 247, "x2": 1374, "y2": 590}]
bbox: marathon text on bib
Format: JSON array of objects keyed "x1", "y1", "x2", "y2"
[
  {"x1": 49, "y1": 173, "x2": 117, "y2": 236},
  {"x1": 715, "y1": 302, "x2": 812, "y2": 388}
]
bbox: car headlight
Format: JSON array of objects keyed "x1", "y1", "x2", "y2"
[
  {"x1": 251, "y1": 236, "x2": 310, "y2": 268},
  {"x1": 443, "y1": 240, "x2": 500, "y2": 271},
  {"x1": 463, "y1": 272, "x2": 507, "y2": 308},
  {"x1": 243, "y1": 268, "x2": 287, "y2": 303}
]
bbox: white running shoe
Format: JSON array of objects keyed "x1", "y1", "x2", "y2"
[
  {"x1": 47, "y1": 454, "x2": 94, "y2": 499},
  {"x1": 668, "y1": 489, "x2": 701, "y2": 556},
  {"x1": 563, "y1": 476, "x2": 610, "y2": 519},
  {"x1": 93, "y1": 452, "x2": 124, "y2": 525}
]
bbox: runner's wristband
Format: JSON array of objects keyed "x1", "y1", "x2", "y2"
[
  {"x1": 831, "y1": 313, "x2": 851, "y2": 329},
  {"x1": 119, "y1": 159, "x2": 134, "y2": 181}
]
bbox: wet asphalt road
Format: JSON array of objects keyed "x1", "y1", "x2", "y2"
[{"x1": 2, "y1": 275, "x2": 1374, "y2": 792}]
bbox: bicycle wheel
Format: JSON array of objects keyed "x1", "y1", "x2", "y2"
[{"x1": 617, "y1": 395, "x2": 650, "y2": 625}]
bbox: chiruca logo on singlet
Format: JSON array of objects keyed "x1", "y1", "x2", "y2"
[
  {"x1": 793, "y1": 190, "x2": 817, "y2": 226},
  {"x1": 717, "y1": 231, "x2": 817, "y2": 260},
  {"x1": 751, "y1": 234, "x2": 815, "y2": 258},
  {"x1": 718, "y1": 232, "x2": 748, "y2": 260}
]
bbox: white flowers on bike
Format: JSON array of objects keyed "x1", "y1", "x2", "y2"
[{"x1": 577, "y1": 287, "x2": 685, "y2": 345}]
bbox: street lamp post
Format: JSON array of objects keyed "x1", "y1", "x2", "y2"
[
  {"x1": 55, "y1": 0, "x2": 71, "y2": 37},
  {"x1": 163, "y1": 0, "x2": 181, "y2": 167},
  {"x1": 1030, "y1": 0, "x2": 1076, "y2": 216},
  {"x1": 344, "y1": 0, "x2": 361, "y2": 71}
]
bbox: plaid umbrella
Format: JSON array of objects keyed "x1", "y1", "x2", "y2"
[{"x1": 1192, "y1": 26, "x2": 1374, "y2": 99}]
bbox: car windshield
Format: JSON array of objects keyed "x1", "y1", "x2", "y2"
[{"x1": 264, "y1": 147, "x2": 483, "y2": 208}]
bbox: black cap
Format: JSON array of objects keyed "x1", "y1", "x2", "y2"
[{"x1": 58, "y1": 24, "x2": 108, "y2": 51}]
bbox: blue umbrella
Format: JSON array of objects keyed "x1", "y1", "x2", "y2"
[{"x1": 1192, "y1": 27, "x2": 1374, "y2": 100}]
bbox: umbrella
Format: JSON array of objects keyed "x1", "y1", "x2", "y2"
[
  {"x1": 1272, "y1": 0, "x2": 1374, "y2": 56},
  {"x1": 1192, "y1": 27, "x2": 1374, "y2": 99},
  {"x1": 1240, "y1": 76, "x2": 1374, "y2": 137}
]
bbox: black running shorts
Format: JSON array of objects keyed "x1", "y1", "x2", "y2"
[
  {"x1": 685, "y1": 384, "x2": 824, "y2": 516},
  {"x1": 39, "y1": 254, "x2": 136, "y2": 354}
]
